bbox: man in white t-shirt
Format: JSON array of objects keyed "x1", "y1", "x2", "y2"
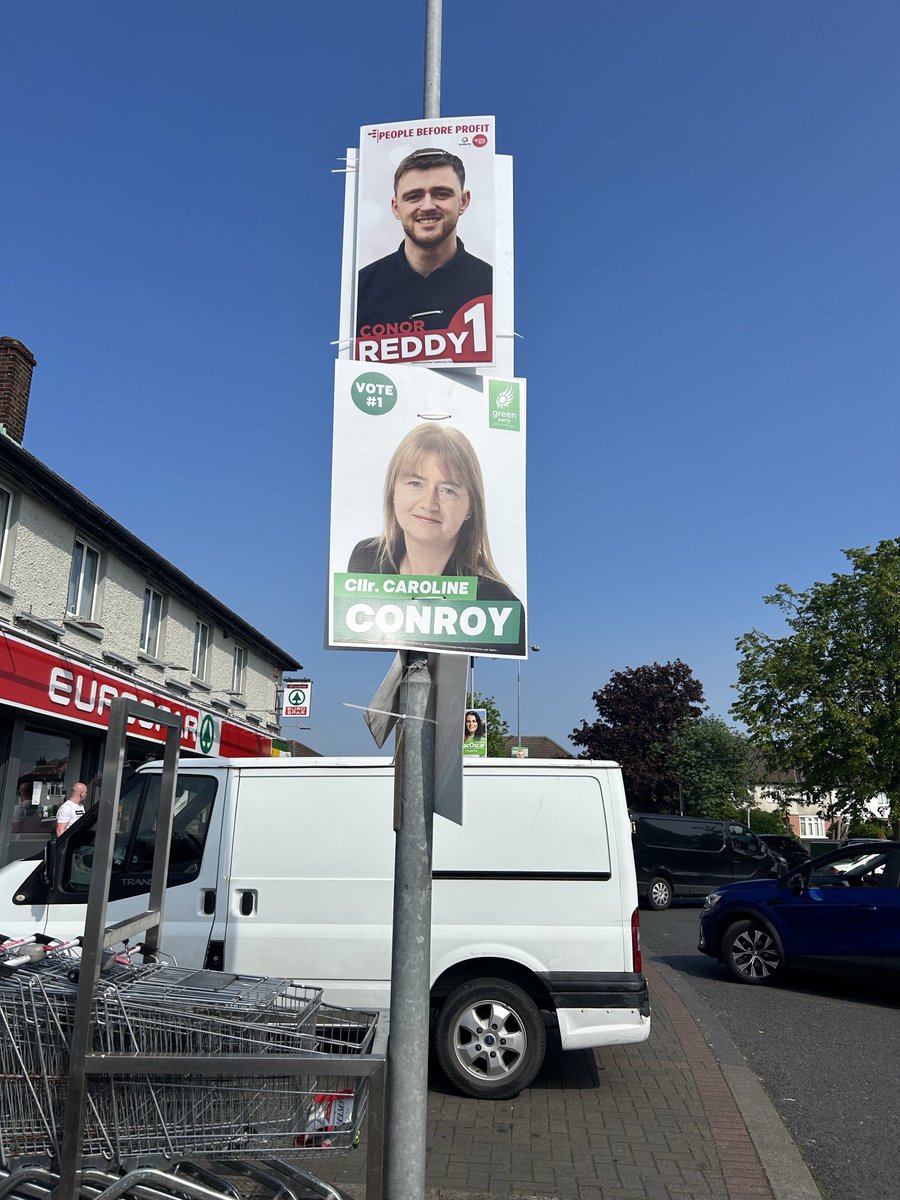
[{"x1": 55, "y1": 782, "x2": 87, "y2": 837}]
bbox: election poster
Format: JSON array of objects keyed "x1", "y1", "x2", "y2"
[
  {"x1": 328, "y1": 359, "x2": 526, "y2": 658},
  {"x1": 462, "y1": 708, "x2": 488, "y2": 757},
  {"x1": 354, "y1": 116, "x2": 496, "y2": 367}
]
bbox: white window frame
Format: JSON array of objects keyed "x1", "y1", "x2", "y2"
[
  {"x1": 67, "y1": 536, "x2": 101, "y2": 620},
  {"x1": 192, "y1": 619, "x2": 210, "y2": 681},
  {"x1": 140, "y1": 586, "x2": 164, "y2": 657},
  {"x1": 231, "y1": 643, "x2": 247, "y2": 695},
  {"x1": 799, "y1": 815, "x2": 826, "y2": 839},
  {"x1": 0, "y1": 486, "x2": 12, "y2": 574}
]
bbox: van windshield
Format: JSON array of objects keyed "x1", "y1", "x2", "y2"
[{"x1": 62, "y1": 772, "x2": 217, "y2": 894}]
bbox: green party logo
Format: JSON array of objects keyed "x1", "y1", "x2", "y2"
[
  {"x1": 488, "y1": 380, "x2": 520, "y2": 431},
  {"x1": 352, "y1": 372, "x2": 397, "y2": 415}
]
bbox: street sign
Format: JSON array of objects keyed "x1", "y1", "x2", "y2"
[
  {"x1": 283, "y1": 680, "x2": 312, "y2": 718},
  {"x1": 196, "y1": 712, "x2": 221, "y2": 757}
]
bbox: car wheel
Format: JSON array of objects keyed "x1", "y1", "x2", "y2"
[
  {"x1": 722, "y1": 919, "x2": 783, "y2": 984},
  {"x1": 647, "y1": 876, "x2": 672, "y2": 910},
  {"x1": 435, "y1": 977, "x2": 546, "y2": 1100}
]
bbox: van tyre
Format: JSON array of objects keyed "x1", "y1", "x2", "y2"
[
  {"x1": 647, "y1": 876, "x2": 672, "y2": 910},
  {"x1": 722, "y1": 919, "x2": 783, "y2": 984},
  {"x1": 435, "y1": 978, "x2": 546, "y2": 1100}
]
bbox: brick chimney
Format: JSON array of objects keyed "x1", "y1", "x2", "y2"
[{"x1": 0, "y1": 337, "x2": 37, "y2": 445}]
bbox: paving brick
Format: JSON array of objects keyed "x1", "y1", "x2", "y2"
[{"x1": 317, "y1": 961, "x2": 780, "y2": 1200}]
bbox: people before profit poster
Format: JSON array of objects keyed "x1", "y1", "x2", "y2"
[
  {"x1": 354, "y1": 116, "x2": 496, "y2": 367},
  {"x1": 328, "y1": 360, "x2": 526, "y2": 658}
]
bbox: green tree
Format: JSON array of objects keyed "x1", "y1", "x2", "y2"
[
  {"x1": 747, "y1": 808, "x2": 790, "y2": 834},
  {"x1": 670, "y1": 717, "x2": 754, "y2": 819},
  {"x1": 732, "y1": 539, "x2": 900, "y2": 837},
  {"x1": 466, "y1": 691, "x2": 509, "y2": 758},
  {"x1": 570, "y1": 661, "x2": 705, "y2": 810}
]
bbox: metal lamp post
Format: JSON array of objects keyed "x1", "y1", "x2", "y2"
[{"x1": 516, "y1": 645, "x2": 541, "y2": 748}]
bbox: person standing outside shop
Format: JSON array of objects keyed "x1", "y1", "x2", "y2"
[{"x1": 55, "y1": 781, "x2": 87, "y2": 837}]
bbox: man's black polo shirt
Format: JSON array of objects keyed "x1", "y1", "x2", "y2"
[{"x1": 356, "y1": 238, "x2": 492, "y2": 334}]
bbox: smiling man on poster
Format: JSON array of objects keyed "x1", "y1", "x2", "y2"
[{"x1": 354, "y1": 118, "x2": 496, "y2": 366}]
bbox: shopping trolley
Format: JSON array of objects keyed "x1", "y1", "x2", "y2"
[
  {"x1": 0, "y1": 700, "x2": 386, "y2": 1199},
  {"x1": 0, "y1": 934, "x2": 384, "y2": 1198}
]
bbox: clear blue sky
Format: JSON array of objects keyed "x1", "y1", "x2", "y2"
[{"x1": 3, "y1": 2, "x2": 898, "y2": 755}]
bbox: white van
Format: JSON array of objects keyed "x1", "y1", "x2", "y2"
[{"x1": 0, "y1": 756, "x2": 649, "y2": 1099}]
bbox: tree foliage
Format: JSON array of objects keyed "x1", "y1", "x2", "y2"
[
  {"x1": 732, "y1": 539, "x2": 900, "y2": 836},
  {"x1": 747, "y1": 808, "x2": 790, "y2": 834},
  {"x1": 466, "y1": 691, "x2": 509, "y2": 758},
  {"x1": 670, "y1": 717, "x2": 754, "y2": 819},
  {"x1": 570, "y1": 660, "x2": 705, "y2": 810}
]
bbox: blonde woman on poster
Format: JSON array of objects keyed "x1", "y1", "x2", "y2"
[{"x1": 347, "y1": 423, "x2": 525, "y2": 657}]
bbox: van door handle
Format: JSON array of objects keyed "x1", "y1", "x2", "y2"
[
  {"x1": 201, "y1": 889, "x2": 216, "y2": 915},
  {"x1": 238, "y1": 890, "x2": 257, "y2": 916}
]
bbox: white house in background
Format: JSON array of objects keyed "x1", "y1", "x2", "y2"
[{"x1": 753, "y1": 758, "x2": 889, "y2": 840}]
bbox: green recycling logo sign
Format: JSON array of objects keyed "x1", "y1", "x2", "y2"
[{"x1": 197, "y1": 713, "x2": 221, "y2": 756}]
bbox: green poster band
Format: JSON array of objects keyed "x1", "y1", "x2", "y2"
[
  {"x1": 335, "y1": 571, "x2": 478, "y2": 598},
  {"x1": 332, "y1": 593, "x2": 521, "y2": 646},
  {"x1": 463, "y1": 738, "x2": 487, "y2": 757}
]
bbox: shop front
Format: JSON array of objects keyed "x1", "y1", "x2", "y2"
[{"x1": 0, "y1": 628, "x2": 273, "y2": 865}]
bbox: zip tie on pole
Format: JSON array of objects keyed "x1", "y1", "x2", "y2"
[{"x1": 342, "y1": 701, "x2": 437, "y2": 724}]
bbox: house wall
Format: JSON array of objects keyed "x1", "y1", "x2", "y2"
[{"x1": 0, "y1": 484, "x2": 277, "y2": 722}]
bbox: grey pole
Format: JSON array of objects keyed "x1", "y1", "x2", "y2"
[
  {"x1": 423, "y1": 0, "x2": 442, "y2": 118},
  {"x1": 516, "y1": 660, "x2": 522, "y2": 748},
  {"x1": 383, "y1": 8, "x2": 441, "y2": 1195},
  {"x1": 384, "y1": 653, "x2": 435, "y2": 1199}
]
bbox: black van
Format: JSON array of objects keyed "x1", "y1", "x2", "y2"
[{"x1": 630, "y1": 813, "x2": 785, "y2": 910}]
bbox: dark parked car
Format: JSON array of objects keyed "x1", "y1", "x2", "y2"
[
  {"x1": 756, "y1": 833, "x2": 809, "y2": 870},
  {"x1": 631, "y1": 813, "x2": 785, "y2": 910},
  {"x1": 698, "y1": 840, "x2": 900, "y2": 984}
]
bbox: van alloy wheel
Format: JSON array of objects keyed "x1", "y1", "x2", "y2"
[
  {"x1": 435, "y1": 977, "x2": 545, "y2": 1100},
  {"x1": 723, "y1": 920, "x2": 783, "y2": 984},
  {"x1": 647, "y1": 876, "x2": 672, "y2": 910}
]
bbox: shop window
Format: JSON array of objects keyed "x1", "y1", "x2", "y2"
[
  {"x1": 67, "y1": 536, "x2": 100, "y2": 620},
  {"x1": 10, "y1": 727, "x2": 72, "y2": 851},
  {"x1": 192, "y1": 619, "x2": 210, "y2": 681},
  {"x1": 231, "y1": 644, "x2": 246, "y2": 695},
  {"x1": 140, "y1": 586, "x2": 164, "y2": 657}
]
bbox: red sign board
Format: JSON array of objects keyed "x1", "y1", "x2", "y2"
[{"x1": 0, "y1": 631, "x2": 272, "y2": 758}]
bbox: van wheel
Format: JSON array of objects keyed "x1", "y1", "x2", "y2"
[
  {"x1": 722, "y1": 920, "x2": 783, "y2": 984},
  {"x1": 435, "y1": 978, "x2": 546, "y2": 1100},
  {"x1": 647, "y1": 876, "x2": 672, "y2": 910}
]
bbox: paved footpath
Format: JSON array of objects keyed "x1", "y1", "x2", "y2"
[{"x1": 326, "y1": 961, "x2": 822, "y2": 1200}]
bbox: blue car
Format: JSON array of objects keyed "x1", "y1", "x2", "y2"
[{"x1": 698, "y1": 840, "x2": 900, "y2": 984}]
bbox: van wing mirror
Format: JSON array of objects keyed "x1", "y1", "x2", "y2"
[{"x1": 790, "y1": 871, "x2": 808, "y2": 896}]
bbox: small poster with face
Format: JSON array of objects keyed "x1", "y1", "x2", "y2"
[
  {"x1": 329, "y1": 359, "x2": 526, "y2": 658},
  {"x1": 354, "y1": 116, "x2": 496, "y2": 367},
  {"x1": 462, "y1": 708, "x2": 488, "y2": 757}
]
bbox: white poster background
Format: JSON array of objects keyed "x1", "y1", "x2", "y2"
[
  {"x1": 356, "y1": 116, "x2": 496, "y2": 271},
  {"x1": 338, "y1": 149, "x2": 516, "y2": 377},
  {"x1": 329, "y1": 359, "x2": 526, "y2": 658}
]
